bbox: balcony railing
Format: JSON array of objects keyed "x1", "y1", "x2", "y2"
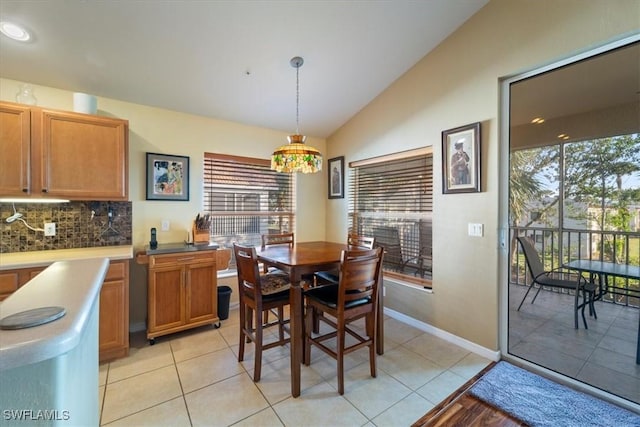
[{"x1": 510, "y1": 227, "x2": 640, "y2": 307}]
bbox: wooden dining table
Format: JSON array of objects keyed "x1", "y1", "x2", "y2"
[{"x1": 257, "y1": 241, "x2": 384, "y2": 397}]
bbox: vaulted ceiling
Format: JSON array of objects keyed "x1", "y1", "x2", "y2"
[{"x1": 0, "y1": 1, "x2": 488, "y2": 138}]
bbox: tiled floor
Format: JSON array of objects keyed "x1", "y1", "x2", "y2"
[
  {"x1": 509, "y1": 284, "x2": 640, "y2": 405},
  {"x1": 99, "y1": 307, "x2": 492, "y2": 426}
]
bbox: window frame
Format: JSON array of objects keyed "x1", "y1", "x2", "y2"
[
  {"x1": 202, "y1": 153, "x2": 296, "y2": 253},
  {"x1": 348, "y1": 147, "x2": 433, "y2": 288}
]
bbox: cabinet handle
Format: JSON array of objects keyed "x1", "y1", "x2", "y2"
[
  {"x1": 41, "y1": 189, "x2": 48, "y2": 193},
  {"x1": 177, "y1": 257, "x2": 195, "y2": 262},
  {"x1": 22, "y1": 188, "x2": 28, "y2": 193}
]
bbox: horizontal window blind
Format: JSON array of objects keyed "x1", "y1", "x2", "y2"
[
  {"x1": 203, "y1": 153, "x2": 295, "y2": 252},
  {"x1": 349, "y1": 149, "x2": 433, "y2": 285}
]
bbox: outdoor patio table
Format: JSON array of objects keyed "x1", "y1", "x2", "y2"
[{"x1": 564, "y1": 260, "x2": 640, "y2": 364}]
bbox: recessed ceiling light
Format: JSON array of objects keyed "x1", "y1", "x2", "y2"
[
  {"x1": 0, "y1": 21, "x2": 31, "y2": 42},
  {"x1": 531, "y1": 117, "x2": 545, "y2": 124}
]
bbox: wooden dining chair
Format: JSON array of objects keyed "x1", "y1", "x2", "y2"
[
  {"x1": 233, "y1": 243, "x2": 291, "y2": 382},
  {"x1": 314, "y1": 234, "x2": 375, "y2": 285},
  {"x1": 303, "y1": 247, "x2": 384, "y2": 395},
  {"x1": 261, "y1": 232, "x2": 294, "y2": 249},
  {"x1": 260, "y1": 232, "x2": 294, "y2": 273}
]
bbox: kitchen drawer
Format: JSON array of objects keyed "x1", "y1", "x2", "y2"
[
  {"x1": 105, "y1": 260, "x2": 126, "y2": 281},
  {"x1": 149, "y1": 250, "x2": 216, "y2": 268},
  {"x1": 0, "y1": 272, "x2": 19, "y2": 300}
]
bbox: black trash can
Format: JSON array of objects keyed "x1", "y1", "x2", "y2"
[{"x1": 217, "y1": 285, "x2": 232, "y2": 320}]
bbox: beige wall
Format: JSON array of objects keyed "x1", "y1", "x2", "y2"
[
  {"x1": 325, "y1": 0, "x2": 640, "y2": 350},
  {"x1": 2, "y1": 0, "x2": 638, "y2": 346},
  {"x1": 0, "y1": 79, "x2": 327, "y2": 328}
]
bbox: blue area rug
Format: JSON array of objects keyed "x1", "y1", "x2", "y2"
[{"x1": 469, "y1": 361, "x2": 640, "y2": 427}]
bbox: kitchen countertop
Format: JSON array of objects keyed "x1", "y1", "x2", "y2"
[
  {"x1": 0, "y1": 258, "x2": 109, "y2": 371},
  {"x1": 0, "y1": 245, "x2": 133, "y2": 270},
  {"x1": 145, "y1": 242, "x2": 219, "y2": 255}
]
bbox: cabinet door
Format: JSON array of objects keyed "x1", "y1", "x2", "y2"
[
  {"x1": 99, "y1": 260, "x2": 129, "y2": 362},
  {"x1": 186, "y1": 261, "x2": 217, "y2": 323},
  {"x1": 0, "y1": 271, "x2": 19, "y2": 301},
  {"x1": 36, "y1": 109, "x2": 128, "y2": 200},
  {"x1": 148, "y1": 265, "x2": 185, "y2": 333},
  {"x1": 99, "y1": 279, "x2": 126, "y2": 353},
  {"x1": 0, "y1": 103, "x2": 31, "y2": 196}
]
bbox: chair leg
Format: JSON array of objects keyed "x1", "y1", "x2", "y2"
[
  {"x1": 313, "y1": 306, "x2": 320, "y2": 333},
  {"x1": 246, "y1": 307, "x2": 253, "y2": 343},
  {"x1": 278, "y1": 306, "x2": 285, "y2": 342},
  {"x1": 580, "y1": 288, "x2": 588, "y2": 329},
  {"x1": 337, "y1": 318, "x2": 346, "y2": 395},
  {"x1": 517, "y1": 283, "x2": 535, "y2": 311},
  {"x1": 367, "y1": 313, "x2": 377, "y2": 379},
  {"x1": 238, "y1": 301, "x2": 246, "y2": 362},
  {"x1": 530, "y1": 285, "x2": 543, "y2": 304},
  {"x1": 303, "y1": 304, "x2": 312, "y2": 366},
  {"x1": 253, "y1": 307, "x2": 263, "y2": 382}
]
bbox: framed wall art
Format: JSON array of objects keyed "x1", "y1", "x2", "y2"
[
  {"x1": 442, "y1": 122, "x2": 481, "y2": 194},
  {"x1": 328, "y1": 156, "x2": 345, "y2": 199},
  {"x1": 146, "y1": 152, "x2": 190, "y2": 201}
]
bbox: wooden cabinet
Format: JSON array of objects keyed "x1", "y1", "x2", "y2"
[
  {"x1": 0, "y1": 266, "x2": 45, "y2": 301},
  {"x1": 99, "y1": 260, "x2": 130, "y2": 362},
  {"x1": 147, "y1": 250, "x2": 219, "y2": 343},
  {"x1": 0, "y1": 101, "x2": 128, "y2": 201},
  {"x1": 0, "y1": 260, "x2": 130, "y2": 362}
]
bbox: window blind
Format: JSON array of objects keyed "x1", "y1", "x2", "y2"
[
  {"x1": 203, "y1": 153, "x2": 295, "y2": 250},
  {"x1": 349, "y1": 149, "x2": 433, "y2": 285}
]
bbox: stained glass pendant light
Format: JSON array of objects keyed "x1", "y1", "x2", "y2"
[{"x1": 271, "y1": 56, "x2": 322, "y2": 173}]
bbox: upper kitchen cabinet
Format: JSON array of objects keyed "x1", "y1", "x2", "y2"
[{"x1": 0, "y1": 101, "x2": 129, "y2": 201}]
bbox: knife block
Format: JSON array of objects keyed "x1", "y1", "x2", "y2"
[{"x1": 192, "y1": 222, "x2": 210, "y2": 244}]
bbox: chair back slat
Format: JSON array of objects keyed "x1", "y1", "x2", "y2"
[
  {"x1": 516, "y1": 236, "x2": 545, "y2": 278},
  {"x1": 347, "y1": 234, "x2": 375, "y2": 250},
  {"x1": 233, "y1": 243, "x2": 262, "y2": 298},
  {"x1": 261, "y1": 233, "x2": 294, "y2": 249},
  {"x1": 338, "y1": 247, "x2": 383, "y2": 307}
]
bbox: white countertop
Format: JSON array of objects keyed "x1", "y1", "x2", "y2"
[
  {"x1": 0, "y1": 245, "x2": 133, "y2": 270},
  {"x1": 0, "y1": 258, "x2": 109, "y2": 371}
]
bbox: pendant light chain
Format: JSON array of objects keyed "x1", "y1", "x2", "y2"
[{"x1": 295, "y1": 60, "x2": 300, "y2": 135}]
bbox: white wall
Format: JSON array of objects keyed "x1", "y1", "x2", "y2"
[
  {"x1": 325, "y1": 0, "x2": 640, "y2": 349},
  {"x1": 0, "y1": 79, "x2": 327, "y2": 328}
]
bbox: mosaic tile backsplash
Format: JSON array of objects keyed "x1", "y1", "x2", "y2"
[{"x1": 0, "y1": 201, "x2": 132, "y2": 253}]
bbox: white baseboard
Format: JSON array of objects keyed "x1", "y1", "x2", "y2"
[{"x1": 383, "y1": 307, "x2": 501, "y2": 362}]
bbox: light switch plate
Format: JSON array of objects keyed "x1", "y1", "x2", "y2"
[
  {"x1": 161, "y1": 219, "x2": 170, "y2": 231},
  {"x1": 468, "y1": 223, "x2": 484, "y2": 237}
]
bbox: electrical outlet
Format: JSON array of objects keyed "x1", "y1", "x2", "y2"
[
  {"x1": 161, "y1": 219, "x2": 170, "y2": 231},
  {"x1": 44, "y1": 222, "x2": 56, "y2": 236}
]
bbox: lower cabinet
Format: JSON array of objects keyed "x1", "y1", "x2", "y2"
[
  {"x1": 99, "y1": 260, "x2": 129, "y2": 362},
  {"x1": 0, "y1": 267, "x2": 44, "y2": 301},
  {"x1": 0, "y1": 260, "x2": 130, "y2": 362},
  {"x1": 147, "y1": 250, "x2": 218, "y2": 343}
]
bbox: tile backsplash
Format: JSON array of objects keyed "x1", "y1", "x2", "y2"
[{"x1": 0, "y1": 201, "x2": 132, "y2": 253}]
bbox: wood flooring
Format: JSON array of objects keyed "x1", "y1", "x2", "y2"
[{"x1": 412, "y1": 362, "x2": 528, "y2": 427}]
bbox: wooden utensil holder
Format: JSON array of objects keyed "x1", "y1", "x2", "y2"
[{"x1": 192, "y1": 222, "x2": 210, "y2": 244}]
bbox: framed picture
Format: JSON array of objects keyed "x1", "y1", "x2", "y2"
[
  {"x1": 442, "y1": 122, "x2": 481, "y2": 194},
  {"x1": 328, "y1": 156, "x2": 345, "y2": 199},
  {"x1": 146, "y1": 152, "x2": 190, "y2": 201}
]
